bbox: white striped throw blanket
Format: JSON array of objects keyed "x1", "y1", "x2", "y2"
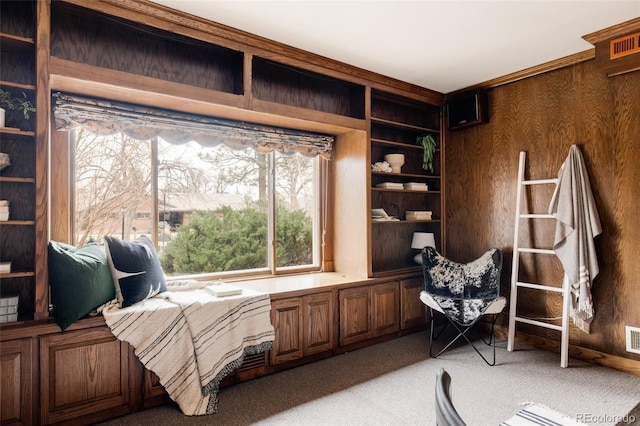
[
  {"x1": 500, "y1": 403, "x2": 586, "y2": 425},
  {"x1": 101, "y1": 282, "x2": 275, "y2": 415}
]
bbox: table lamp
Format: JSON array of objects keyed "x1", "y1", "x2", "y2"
[{"x1": 411, "y1": 232, "x2": 436, "y2": 264}]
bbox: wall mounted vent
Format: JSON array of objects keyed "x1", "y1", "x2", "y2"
[
  {"x1": 626, "y1": 325, "x2": 640, "y2": 354},
  {"x1": 583, "y1": 18, "x2": 640, "y2": 77},
  {"x1": 610, "y1": 32, "x2": 640, "y2": 59}
]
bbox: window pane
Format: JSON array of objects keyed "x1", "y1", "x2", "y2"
[
  {"x1": 274, "y1": 151, "x2": 318, "y2": 268},
  {"x1": 159, "y1": 141, "x2": 269, "y2": 275},
  {"x1": 74, "y1": 129, "x2": 152, "y2": 246},
  {"x1": 74, "y1": 130, "x2": 321, "y2": 277}
]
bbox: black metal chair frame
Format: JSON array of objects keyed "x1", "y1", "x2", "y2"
[
  {"x1": 421, "y1": 246, "x2": 504, "y2": 366},
  {"x1": 428, "y1": 307, "x2": 501, "y2": 366}
]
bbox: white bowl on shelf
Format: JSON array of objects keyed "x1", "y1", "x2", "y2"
[{"x1": 384, "y1": 154, "x2": 405, "y2": 173}]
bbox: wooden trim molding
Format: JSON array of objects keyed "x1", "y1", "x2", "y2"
[
  {"x1": 34, "y1": 0, "x2": 51, "y2": 321},
  {"x1": 454, "y1": 17, "x2": 640, "y2": 94},
  {"x1": 583, "y1": 16, "x2": 640, "y2": 44},
  {"x1": 449, "y1": 49, "x2": 595, "y2": 95}
]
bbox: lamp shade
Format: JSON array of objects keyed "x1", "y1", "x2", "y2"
[{"x1": 411, "y1": 232, "x2": 436, "y2": 250}]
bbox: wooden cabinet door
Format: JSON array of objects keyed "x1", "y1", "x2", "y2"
[
  {"x1": 40, "y1": 326, "x2": 131, "y2": 425},
  {"x1": 302, "y1": 291, "x2": 335, "y2": 356},
  {"x1": 0, "y1": 338, "x2": 32, "y2": 426},
  {"x1": 401, "y1": 277, "x2": 428, "y2": 330},
  {"x1": 372, "y1": 281, "x2": 400, "y2": 337},
  {"x1": 270, "y1": 298, "x2": 303, "y2": 364},
  {"x1": 339, "y1": 286, "x2": 372, "y2": 346},
  {"x1": 141, "y1": 368, "x2": 170, "y2": 409}
]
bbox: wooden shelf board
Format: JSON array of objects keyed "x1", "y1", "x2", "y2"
[
  {"x1": 0, "y1": 80, "x2": 36, "y2": 91},
  {"x1": 371, "y1": 266, "x2": 422, "y2": 278},
  {"x1": 372, "y1": 219, "x2": 441, "y2": 224},
  {"x1": 371, "y1": 139, "x2": 423, "y2": 150},
  {"x1": 371, "y1": 117, "x2": 439, "y2": 133},
  {"x1": 0, "y1": 127, "x2": 35, "y2": 137},
  {"x1": 0, "y1": 176, "x2": 36, "y2": 184},
  {"x1": 371, "y1": 171, "x2": 440, "y2": 180},
  {"x1": 0, "y1": 32, "x2": 35, "y2": 51},
  {"x1": 372, "y1": 187, "x2": 441, "y2": 194},
  {"x1": 0, "y1": 271, "x2": 35, "y2": 278},
  {"x1": 0, "y1": 220, "x2": 35, "y2": 226}
]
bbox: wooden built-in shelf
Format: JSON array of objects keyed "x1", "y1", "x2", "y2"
[
  {"x1": 252, "y1": 56, "x2": 365, "y2": 119},
  {"x1": 369, "y1": 88, "x2": 442, "y2": 276}
]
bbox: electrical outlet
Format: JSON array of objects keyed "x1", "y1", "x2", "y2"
[{"x1": 626, "y1": 326, "x2": 640, "y2": 354}]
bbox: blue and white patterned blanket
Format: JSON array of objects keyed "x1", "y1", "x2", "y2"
[{"x1": 102, "y1": 281, "x2": 274, "y2": 415}]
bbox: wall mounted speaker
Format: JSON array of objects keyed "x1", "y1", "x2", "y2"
[{"x1": 446, "y1": 92, "x2": 488, "y2": 130}]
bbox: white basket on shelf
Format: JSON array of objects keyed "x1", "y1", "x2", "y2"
[{"x1": 0, "y1": 294, "x2": 19, "y2": 323}]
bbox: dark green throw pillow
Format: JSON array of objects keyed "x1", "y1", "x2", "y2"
[{"x1": 48, "y1": 241, "x2": 115, "y2": 331}]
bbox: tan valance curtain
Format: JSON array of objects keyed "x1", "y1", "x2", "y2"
[{"x1": 52, "y1": 92, "x2": 333, "y2": 158}]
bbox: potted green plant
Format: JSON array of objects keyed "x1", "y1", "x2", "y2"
[
  {"x1": 0, "y1": 88, "x2": 36, "y2": 128},
  {"x1": 416, "y1": 133, "x2": 437, "y2": 173}
]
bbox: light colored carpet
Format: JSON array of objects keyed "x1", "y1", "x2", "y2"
[{"x1": 98, "y1": 330, "x2": 640, "y2": 426}]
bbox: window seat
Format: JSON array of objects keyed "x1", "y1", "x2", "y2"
[{"x1": 218, "y1": 271, "x2": 375, "y2": 298}]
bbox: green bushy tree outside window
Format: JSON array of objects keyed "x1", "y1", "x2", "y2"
[{"x1": 161, "y1": 204, "x2": 312, "y2": 274}]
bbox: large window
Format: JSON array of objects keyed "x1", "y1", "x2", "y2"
[{"x1": 73, "y1": 129, "x2": 322, "y2": 278}]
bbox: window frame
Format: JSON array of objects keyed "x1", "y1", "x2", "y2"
[{"x1": 63, "y1": 127, "x2": 325, "y2": 281}]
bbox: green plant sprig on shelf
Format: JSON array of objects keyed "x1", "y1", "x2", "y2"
[
  {"x1": 416, "y1": 133, "x2": 436, "y2": 173},
  {"x1": 0, "y1": 88, "x2": 36, "y2": 120}
]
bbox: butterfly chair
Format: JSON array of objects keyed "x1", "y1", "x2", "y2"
[
  {"x1": 420, "y1": 246, "x2": 505, "y2": 366},
  {"x1": 435, "y1": 368, "x2": 466, "y2": 426}
]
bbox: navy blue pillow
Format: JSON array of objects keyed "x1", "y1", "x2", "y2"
[{"x1": 104, "y1": 235, "x2": 166, "y2": 308}]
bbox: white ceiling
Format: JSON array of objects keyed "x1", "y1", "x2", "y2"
[{"x1": 151, "y1": 1, "x2": 640, "y2": 94}]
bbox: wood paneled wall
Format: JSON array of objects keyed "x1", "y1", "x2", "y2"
[{"x1": 445, "y1": 59, "x2": 640, "y2": 360}]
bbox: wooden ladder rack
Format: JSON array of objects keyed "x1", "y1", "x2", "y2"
[{"x1": 506, "y1": 151, "x2": 570, "y2": 367}]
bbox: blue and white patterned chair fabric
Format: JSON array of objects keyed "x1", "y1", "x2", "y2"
[{"x1": 420, "y1": 246, "x2": 505, "y2": 366}]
